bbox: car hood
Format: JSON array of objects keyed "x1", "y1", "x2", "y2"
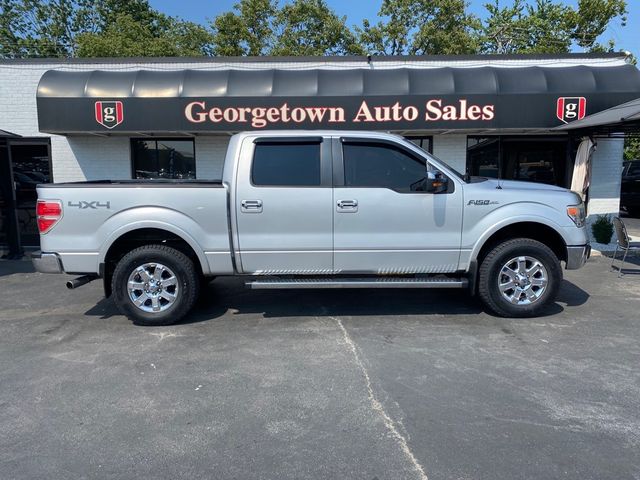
[{"x1": 481, "y1": 178, "x2": 569, "y2": 193}]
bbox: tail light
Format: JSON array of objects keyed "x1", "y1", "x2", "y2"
[{"x1": 36, "y1": 200, "x2": 63, "y2": 234}]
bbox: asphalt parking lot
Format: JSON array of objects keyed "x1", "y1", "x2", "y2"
[{"x1": 1, "y1": 255, "x2": 639, "y2": 480}]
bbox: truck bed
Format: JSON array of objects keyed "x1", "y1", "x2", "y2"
[{"x1": 37, "y1": 181, "x2": 232, "y2": 275}]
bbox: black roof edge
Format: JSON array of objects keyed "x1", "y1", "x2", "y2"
[{"x1": 0, "y1": 52, "x2": 629, "y2": 65}]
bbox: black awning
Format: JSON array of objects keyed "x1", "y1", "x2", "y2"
[
  {"x1": 36, "y1": 65, "x2": 640, "y2": 134},
  {"x1": 553, "y1": 97, "x2": 640, "y2": 134}
]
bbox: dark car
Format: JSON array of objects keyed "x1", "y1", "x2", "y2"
[{"x1": 621, "y1": 160, "x2": 640, "y2": 217}]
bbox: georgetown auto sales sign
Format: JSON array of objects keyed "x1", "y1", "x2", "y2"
[
  {"x1": 37, "y1": 93, "x2": 635, "y2": 134},
  {"x1": 35, "y1": 65, "x2": 640, "y2": 134},
  {"x1": 184, "y1": 98, "x2": 496, "y2": 129}
]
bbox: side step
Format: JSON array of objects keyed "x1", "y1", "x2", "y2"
[{"x1": 247, "y1": 277, "x2": 468, "y2": 290}]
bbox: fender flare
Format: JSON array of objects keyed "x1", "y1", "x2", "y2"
[
  {"x1": 469, "y1": 214, "x2": 569, "y2": 264},
  {"x1": 98, "y1": 220, "x2": 210, "y2": 275}
]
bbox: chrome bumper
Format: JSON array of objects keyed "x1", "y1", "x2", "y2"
[
  {"x1": 566, "y1": 244, "x2": 591, "y2": 270},
  {"x1": 31, "y1": 251, "x2": 64, "y2": 274}
]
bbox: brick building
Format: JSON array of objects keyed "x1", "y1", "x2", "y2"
[{"x1": 1, "y1": 53, "x2": 639, "y2": 254}]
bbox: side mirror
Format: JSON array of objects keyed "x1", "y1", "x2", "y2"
[{"x1": 425, "y1": 169, "x2": 448, "y2": 193}]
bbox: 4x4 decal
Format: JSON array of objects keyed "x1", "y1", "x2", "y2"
[{"x1": 68, "y1": 201, "x2": 111, "y2": 209}]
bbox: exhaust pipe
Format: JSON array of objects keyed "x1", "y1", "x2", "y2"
[{"x1": 66, "y1": 275, "x2": 97, "y2": 290}]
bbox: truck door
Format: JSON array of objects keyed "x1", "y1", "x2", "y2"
[
  {"x1": 333, "y1": 137, "x2": 463, "y2": 274},
  {"x1": 234, "y1": 136, "x2": 333, "y2": 274}
]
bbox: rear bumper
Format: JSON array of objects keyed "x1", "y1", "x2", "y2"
[
  {"x1": 31, "y1": 251, "x2": 64, "y2": 274},
  {"x1": 566, "y1": 244, "x2": 591, "y2": 270}
]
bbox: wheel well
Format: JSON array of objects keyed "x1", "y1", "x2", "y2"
[
  {"x1": 476, "y1": 222, "x2": 568, "y2": 266},
  {"x1": 102, "y1": 228, "x2": 202, "y2": 297}
]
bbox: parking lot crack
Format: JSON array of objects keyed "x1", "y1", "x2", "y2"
[{"x1": 330, "y1": 316, "x2": 429, "y2": 480}]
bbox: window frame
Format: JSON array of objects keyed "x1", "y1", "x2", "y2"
[
  {"x1": 249, "y1": 137, "x2": 332, "y2": 188},
  {"x1": 130, "y1": 137, "x2": 197, "y2": 180}
]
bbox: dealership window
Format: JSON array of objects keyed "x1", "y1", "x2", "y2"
[
  {"x1": 252, "y1": 142, "x2": 321, "y2": 186},
  {"x1": 404, "y1": 136, "x2": 433, "y2": 153},
  {"x1": 131, "y1": 139, "x2": 195, "y2": 179},
  {"x1": 467, "y1": 136, "x2": 573, "y2": 187}
]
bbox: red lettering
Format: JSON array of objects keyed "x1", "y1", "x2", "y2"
[
  {"x1": 403, "y1": 105, "x2": 418, "y2": 121},
  {"x1": 185, "y1": 101, "x2": 207, "y2": 123},
  {"x1": 353, "y1": 101, "x2": 375, "y2": 122},
  {"x1": 291, "y1": 107, "x2": 305, "y2": 123},
  {"x1": 266, "y1": 107, "x2": 280, "y2": 123},
  {"x1": 305, "y1": 107, "x2": 327, "y2": 123},
  {"x1": 252, "y1": 108, "x2": 267, "y2": 128},
  {"x1": 482, "y1": 105, "x2": 495, "y2": 120},
  {"x1": 425, "y1": 99, "x2": 443, "y2": 121},
  {"x1": 467, "y1": 105, "x2": 481, "y2": 121},
  {"x1": 209, "y1": 107, "x2": 223, "y2": 123}
]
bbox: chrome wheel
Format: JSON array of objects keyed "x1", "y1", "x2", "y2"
[
  {"x1": 127, "y1": 263, "x2": 179, "y2": 313},
  {"x1": 498, "y1": 256, "x2": 548, "y2": 306}
]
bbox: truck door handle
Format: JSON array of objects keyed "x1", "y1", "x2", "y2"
[
  {"x1": 241, "y1": 199, "x2": 263, "y2": 213},
  {"x1": 337, "y1": 199, "x2": 358, "y2": 212}
]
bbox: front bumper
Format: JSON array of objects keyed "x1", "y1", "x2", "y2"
[
  {"x1": 31, "y1": 251, "x2": 64, "y2": 274},
  {"x1": 566, "y1": 244, "x2": 591, "y2": 270}
]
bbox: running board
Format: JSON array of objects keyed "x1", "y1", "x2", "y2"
[{"x1": 247, "y1": 277, "x2": 468, "y2": 290}]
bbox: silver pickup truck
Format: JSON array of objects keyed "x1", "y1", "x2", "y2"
[{"x1": 33, "y1": 131, "x2": 589, "y2": 325}]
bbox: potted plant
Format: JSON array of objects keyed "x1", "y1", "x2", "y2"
[{"x1": 591, "y1": 214, "x2": 614, "y2": 244}]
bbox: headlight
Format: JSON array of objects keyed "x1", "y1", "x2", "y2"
[{"x1": 567, "y1": 203, "x2": 586, "y2": 227}]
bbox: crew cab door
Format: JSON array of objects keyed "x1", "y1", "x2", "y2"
[
  {"x1": 234, "y1": 136, "x2": 333, "y2": 274},
  {"x1": 333, "y1": 137, "x2": 463, "y2": 274}
]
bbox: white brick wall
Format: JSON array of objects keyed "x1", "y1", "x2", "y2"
[
  {"x1": 587, "y1": 137, "x2": 624, "y2": 217},
  {"x1": 52, "y1": 136, "x2": 131, "y2": 181},
  {"x1": 195, "y1": 136, "x2": 230, "y2": 179},
  {"x1": 432, "y1": 134, "x2": 467, "y2": 173}
]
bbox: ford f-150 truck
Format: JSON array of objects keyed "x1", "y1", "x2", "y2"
[{"x1": 32, "y1": 131, "x2": 590, "y2": 325}]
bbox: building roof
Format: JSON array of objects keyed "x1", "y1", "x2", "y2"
[{"x1": 1, "y1": 52, "x2": 631, "y2": 69}]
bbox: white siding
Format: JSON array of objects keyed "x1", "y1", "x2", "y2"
[
  {"x1": 195, "y1": 136, "x2": 230, "y2": 180},
  {"x1": 432, "y1": 134, "x2": 467, "y2": 174}
]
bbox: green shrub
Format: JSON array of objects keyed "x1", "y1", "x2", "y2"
[{"x1": 591, "y1": 215, "x2": 614, "y2": 244}]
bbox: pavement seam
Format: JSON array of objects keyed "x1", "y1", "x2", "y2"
[{"x1": 330, "y1": 316, "x2": 429, "y2": 480}]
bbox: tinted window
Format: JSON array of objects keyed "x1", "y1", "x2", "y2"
[
  {"x1": 132, "y1": 139, "x2": 195, "y2": 179},
  {"x1": 252, "y1": 142, "x2": 321, "y2": 186},
  {"x1": 343, "y1": 143, "x2": 427, "y2": 192},
  {"x1": 627, "y1": 162, "x2": 640, "y2": 176}
]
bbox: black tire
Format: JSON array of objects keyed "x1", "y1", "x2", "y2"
[
  {"x1": 112, "y1": 245, "x2": 199, "y2": 326},
  {"x1": 478, "y1": 238, "x2": 562, "y2": 318}
]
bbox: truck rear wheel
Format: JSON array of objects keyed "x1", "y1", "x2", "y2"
[
  {"x1": 112, "y1": 245, "x2": 199, "y2": 326},
  {"x1": 478, "y1": 238, "x2": 562, "y2": 318}
]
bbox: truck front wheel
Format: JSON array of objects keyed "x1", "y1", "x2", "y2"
[
  {"x1": 478, "y1": 238, "x2": 562, "y2": 318},
  {"x1": 112, "y1": 245, "x2": 199, "y2": 326}
]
